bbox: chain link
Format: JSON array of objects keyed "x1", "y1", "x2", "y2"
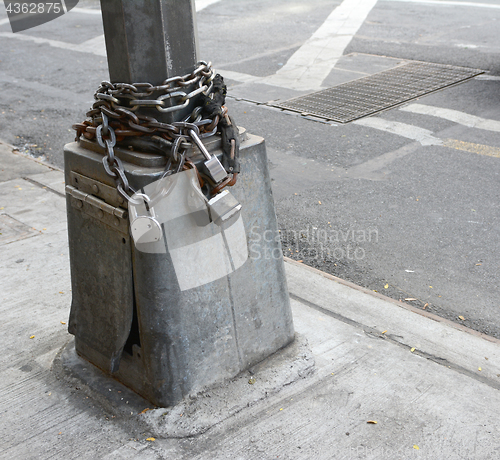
[{"x1": 73, "y1": 61, "x2": 232, "y2": 204}]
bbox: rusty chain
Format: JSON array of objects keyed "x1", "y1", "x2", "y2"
[{"x1": 73, "y1": 61, "x2": 237, "y2": 204}]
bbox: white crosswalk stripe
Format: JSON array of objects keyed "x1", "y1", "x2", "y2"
[
  {"x1": 71, "y1": 8, "x2": 102, "y2": 15},
  {"x1": 262, "y1": 0, "x2": 379, "y2": 91},
  {"x1": 353, "y1": 117, "x2": 443, "y2": 146},
  {"x1": 353, "y1": 103, "x2": 500, "y2": 160},
  {"x1": 195, "y1": 0, "x2": 222, "y2": 11},
  {"x1": 400, "y1": 103, "x2": 500, "y2": 133}
]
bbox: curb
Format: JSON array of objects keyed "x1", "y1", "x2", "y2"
[{"x1": 284, "y1": 257, "x2": 500, "y2": 346}]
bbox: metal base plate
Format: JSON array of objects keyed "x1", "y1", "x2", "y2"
[{"x1": 274, "y1": 61, "x2": 484, "y2": 123}]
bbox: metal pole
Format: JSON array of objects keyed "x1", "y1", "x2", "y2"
[{"x1": 100, "y1": 0, "x2": 200, "y2": 122}]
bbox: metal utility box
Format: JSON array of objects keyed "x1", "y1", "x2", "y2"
[{"x1": 65, "y1": 132, "x2": 294, "y2": 407}]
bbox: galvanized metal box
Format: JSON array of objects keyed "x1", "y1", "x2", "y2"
[{"x1": 64, "y1": 131, "x2": 294, "y2": 407}]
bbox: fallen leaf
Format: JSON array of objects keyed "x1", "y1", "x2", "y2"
[
  {"x1": 381, "y1": 330, "x2": 387, "y2": 334},
  {"x1": 429, "y1": 286, "x2": 433, "y2": 288},
  {"x1": 410, "y1": 347, "x2": 416, "y2": 352},
  {"x1": 423, "y1": 303, "x2": 428, "y2": 309},
  {"x1": 413, "y1": 445, "x2": 420, "y2": 450},
  {"x1": 279, "y1": 408, "x2": 283, "y2": 411},
  {"x1": 478, "y1": 367, "x2": 482, "y2": 371},
  {"x1": 29, "y1": 335, "x2": 35, "y2": 339},
  {"x1": 485, "y1": 357, "x2": 489, "y2": 360},
  {"x1": 367, "y1": 420, "x2": 377, "y2": 424},
  {"x1": 60, "y1": 321, "x2": 66, "y2": 325},
  {"x1": 59, "y1": 291, "x2": 64, "y2": 294},
  {"x1": 373, "y1": 290, "x2": 378, "y2": 293},
  {"x1": 139, "y1": 408, "x2": 151, "y2": 415},
  {"x1": 476, "y1": 263, "x2": 482, "y2": 266},
  {"x1": 146, "y1": 437, "x2": 155, "y2": 442},
  {"x1": 297, "y1": 260, "x2": 303, "y2": 263},
  {"x1": 405, "y1": 298, "x2": 417, "y2": 301},
  {"x1": 318, "y1": 201, "x2": 322, "y2": 204},
  {"x1": 384, "y1": 284, "x2": 389, "y2": 289},
  {"x1": 458, "y1": 316, "x2": 465, "y2": 321}
]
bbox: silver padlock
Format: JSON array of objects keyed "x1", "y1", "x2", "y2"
[
  {"x1": 189, "y1": 129, "x2": 228, "y2": 183},
  {"x1": 129, "y1": 194, "x2": 163, "y2": 244},
  {"x1": 207, "y1": 189, "x2": 242, "y2": 228},
  {"x1": 186, "y1": 173, "x2": 241, "y2": 228}
]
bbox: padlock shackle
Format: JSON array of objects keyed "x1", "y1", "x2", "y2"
[{"x1": 189, "y1": 129, "x2": 211, "y2": 161}]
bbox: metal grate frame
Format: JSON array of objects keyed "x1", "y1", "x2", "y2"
[{"x1": 274, "y1": 62, "x2": 483, "y2": 123}]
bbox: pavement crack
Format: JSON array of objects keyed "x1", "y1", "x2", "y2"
[{"x1": 290, "y1": 292, "x2": 364, "y2": 331}]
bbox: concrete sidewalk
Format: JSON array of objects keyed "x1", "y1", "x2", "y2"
[{"x1": 1, "y1": 140, "x2": 499, "y2": 459}]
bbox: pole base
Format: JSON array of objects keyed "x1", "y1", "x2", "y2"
[{"x1": 64, "y1": 130, "x2": 295, "y2": 407}]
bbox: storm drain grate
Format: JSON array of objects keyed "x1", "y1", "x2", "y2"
[{"x1": 274, "y1": 61, "x2": 483, "y2": 123}]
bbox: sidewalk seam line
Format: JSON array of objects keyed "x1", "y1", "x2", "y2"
[
  {"x1": 291, "y1": 292, "x2": 500, "y2": 391},
  {"x1": 22, "y1": 176, "x2": 65, "y2": 198}
]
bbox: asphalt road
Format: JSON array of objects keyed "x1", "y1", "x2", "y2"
[{"x1": 1, "y1": 0, "x2": 499, "y2": 338}]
